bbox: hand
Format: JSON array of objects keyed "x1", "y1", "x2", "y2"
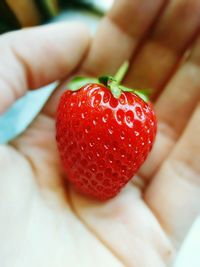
[{"x1": 1, "y1": 1, "x2": 200, "y2": 266}]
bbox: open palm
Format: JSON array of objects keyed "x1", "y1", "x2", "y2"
[{"x1": 1, "y1": 1, "x2": 200, "y2": 266}]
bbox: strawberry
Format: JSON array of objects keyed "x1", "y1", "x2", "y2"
[{"x1": 56, "y1": 62, "x2": 157, "y2": 200}]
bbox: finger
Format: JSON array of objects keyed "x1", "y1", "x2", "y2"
[
  {"x1": 145, "y1": 103, "x2": 200, "y2": 246},
  {"x1": 0, "y1": 22, "x2": 90, "y2": 114},
  {"x1": 82, "y1": 0, "x2": 167, "y2": 76},
  {"x1": 139, "y1": 34, "x2": 200, "y2": 180},
  {"x1": 125, "y1": 0, "x2": 200, "y2": 97},
  {"x1": 156, "y1": 35, "x2": 200, "y2": 135}
]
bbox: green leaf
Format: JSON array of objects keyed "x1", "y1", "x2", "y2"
[
  {"x1": 114, "y1": 61, "x2": 129, "y2": 84},
  {"x1": 133, "y1": 88, "x2": 152, "y2": 102},
  {"x1": 67, "y1": 76, "x2": 98, "y2": 91},
  {"x1": 135, "y1": 88, "x2": 153, "y2": 96},
  {"x1": 119, "y1": 85, "x2": 150, "y2": 102},
  {"x1": 133, "y1": 91, "x2": 149, "y2": 102},
  {"x1": 66, "y1": 62, "x2": 152, "y2": 102},
  {"x1": 119, "y1": 85, "x2": 135, "y2": 92}
]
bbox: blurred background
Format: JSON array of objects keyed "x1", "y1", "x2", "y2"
[{"x1": 0, "y1": 0, "x2": 114, "y2": 34}]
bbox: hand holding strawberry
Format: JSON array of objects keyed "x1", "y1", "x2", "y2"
[
  {"x1": 56, "y1": 63, "x2": 157, "y2": 200},
  {"x1": 1, "y1": 0, "x2": 200, "y2": 265}
]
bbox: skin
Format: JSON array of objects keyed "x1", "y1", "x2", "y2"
[{"x1": 1, "y1": 1, "x2": 200, "y2": 266}]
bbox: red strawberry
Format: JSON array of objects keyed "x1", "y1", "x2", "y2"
[{"x1": 56, "y1": 62, "x2": 157, "y2": 200}]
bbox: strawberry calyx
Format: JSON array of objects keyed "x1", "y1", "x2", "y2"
[{"x1": 67, "y1": 61, "x2": 151, "y2": 102}]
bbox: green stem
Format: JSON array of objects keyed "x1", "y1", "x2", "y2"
[
  {"x1": 67, "y1": 61, "x2": 150, "y2": 102},
  {"x1": 114, "y1": 61, "x2": 129, "y2": 84}
]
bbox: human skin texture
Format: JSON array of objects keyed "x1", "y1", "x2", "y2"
[{"x1": 1, "y1": 0, "x2": 200, "y2": 266}]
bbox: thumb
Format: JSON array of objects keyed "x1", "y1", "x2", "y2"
[{"x1": 0, "y1": 22, "x2": 90, "y2": 114}]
